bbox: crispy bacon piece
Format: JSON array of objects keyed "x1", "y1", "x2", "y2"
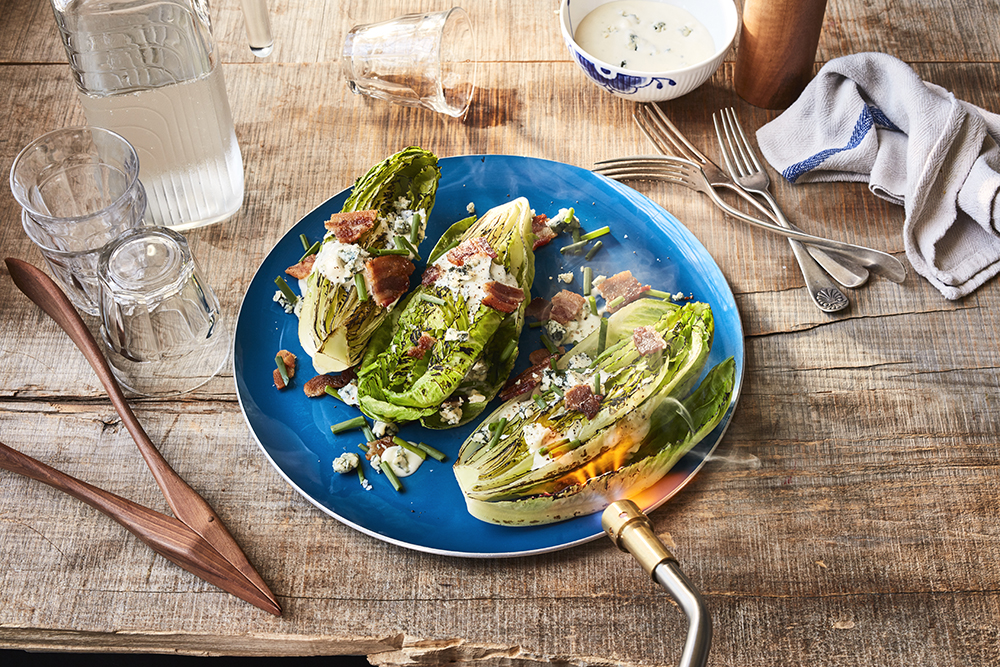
[
  {"x1": 565, "y1": 384, "x2": 603, "y2": 419},
  {"x1": 285, "y1": 254, "x2": 316, "y2": 280},
  {"x1": 364, "y1": 255, "x2": 415, "y2": 308},
  {"x1": 632, "y1": 325, "x2": 667, "y2": 356},
  {"x1": 482, "y1": 281, "x2": 525, "y2": 313},
  {"x1": 499, "y1": 351, "x2": 557, "y2": 402},
  {"x1": 365, "y1": 436, "x2": 395, "y2": 461},
  {"x1": 597, "y1": 270, "x2": 650, "y2": 313},
  {"x1": 405, "y1": 332, "x2": 437, "y2": 358},
  {"x1": 525, "y1": 296, "x2": 552, "y2": 322},
  {"x1": 324, "y1": 209, "x2": 378, "y2": 243},
  {"x1": 549, "y1": 289, "x2": 585, "y2": 325},
  {"x1": 447, "y1": 236, "x2": 497, "y2": 266},
  {"x1": 303, "y1": 374, "x2": 336, "y2": 397},
  {"x1": 531, "y1": 214, "x2": 557, "y2": 250},
  {"x1": 421, "y1": 264, "x2": 442, "y2": 286}
]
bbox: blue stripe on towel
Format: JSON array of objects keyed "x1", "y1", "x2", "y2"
[
  {"x1": 782, "y1": 106, "x2": 874, "y2": 183},
  {"x1": 870, "y1": 106, "x2": 902, "y2": 132}
]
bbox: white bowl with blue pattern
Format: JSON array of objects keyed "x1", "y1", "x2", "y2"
[{"x1": 559, "y1": 0, "x2": 739, "y2": 102}]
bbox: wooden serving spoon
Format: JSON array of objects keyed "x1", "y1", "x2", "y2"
[
  {"x1": 4, "y1": 257, "x2": 280, "y2": 615},
  {"x1": 0, "y1": 440, "x2": 280, "y2": 615}
]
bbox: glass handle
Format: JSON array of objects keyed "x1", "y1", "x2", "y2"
[{"x1": 240, "y1": 0, "x2": 274, "y2": 57}]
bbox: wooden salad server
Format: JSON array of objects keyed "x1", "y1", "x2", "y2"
[
  {"x1": 0, "y1": 440, "x2": 280, "y2": 615},
  {"x1": 5, "y1": 258, "x2": 280, "y2": 615}
]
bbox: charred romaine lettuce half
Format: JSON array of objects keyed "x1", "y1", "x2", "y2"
[
  {"x1": 356, "y1": 197, "x2": 535, "y2": 428},
  {"x1": 298, "y1": 147, "x2": 441, "y2": 373},
  {"x1": 453, "y1": 298, "x2": 736, "y2": 526}
]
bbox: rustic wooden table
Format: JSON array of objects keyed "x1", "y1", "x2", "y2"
[{"x1": 2, "y1": 1, "x2": 999, "y2": 665}]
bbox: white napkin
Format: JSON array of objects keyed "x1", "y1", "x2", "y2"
[{"x1": 756, "y1": 52, "x2": 1000, "y2": 300}]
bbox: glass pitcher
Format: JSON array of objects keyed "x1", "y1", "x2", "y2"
[{"x1": 48, "y1": 0, "x2": 273, "y2": 231}]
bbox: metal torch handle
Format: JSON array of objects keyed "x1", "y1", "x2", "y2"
[{"x1": 602, "y1": 500, "x2": 712, "y2": 667}]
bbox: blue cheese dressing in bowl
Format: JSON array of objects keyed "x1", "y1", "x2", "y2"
[{"x1": 574, "y1": 1, "x2": 715, "y2": 71}]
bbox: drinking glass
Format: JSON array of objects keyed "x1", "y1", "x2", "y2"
[
  {"x1": 10, "y1": 126, "x2": 148, "y2": 315},
  {"x1": 97, "y1": 227, "x2": 229, "y2": 396},
  {"x1": 342, "y1": 7, "x2": 477, "y2": 117}
]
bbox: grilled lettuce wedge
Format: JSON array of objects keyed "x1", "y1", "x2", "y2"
[
  {"x1": 298, "y1": 147, "x2": 440, "y2": 373},
  {"x1": 356, "y1": 197, "x2": 535, "y2": 428},
  {"x1": 453, "y1": 298, "x2": 736, "y2": 526}
]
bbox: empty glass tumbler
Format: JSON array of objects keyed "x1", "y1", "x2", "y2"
[
  {"x1": 98, "y1": 227, "x2": 229, "y2": 396},
  {"x1": 342, "y1": 7, "x2": 477, "y2": 117},
  {"x1": 10, "y1": 126, "x2": 148, "y2": 315}
]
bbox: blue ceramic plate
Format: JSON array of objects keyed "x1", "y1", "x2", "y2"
[{"x1": 234, "y1": 155, "x2": 744, "y2": 558}]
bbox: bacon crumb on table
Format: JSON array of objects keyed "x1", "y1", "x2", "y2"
[
  {"x1": 596, "y1": 270, "x2": 650, "y2": 313},
  {"x1": 324, "y1": 209, "x2": 378, "y2": 243},
  {"x1": 273, "y1": 350, "x2": 296, "y2": 390}
]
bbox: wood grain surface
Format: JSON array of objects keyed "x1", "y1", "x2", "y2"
[{"x1": 2, "y1": 1, "x2": 1000, "y2": 666}]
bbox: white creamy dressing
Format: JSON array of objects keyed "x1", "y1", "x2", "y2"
[
  {"x1": 379, "y1": 445, "x2": 424, "y2": 478},
  {"x1": 574, "y1": 1, "x2": 715, "y2": 71}
]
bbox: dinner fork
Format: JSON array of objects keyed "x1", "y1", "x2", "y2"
[
  {"x1": 634, "y1": 103, "x2": 869, "y2": 289},
  {"x1": 710, "y1": 107, "x2": 848, "y2": 312},
  {"x1": 592, "y1": 156, "x2": 907, "y2": 283}
]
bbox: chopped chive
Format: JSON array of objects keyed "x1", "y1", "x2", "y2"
[
  {"x1": 420, "y1": 293, "x2": 446, "y2": 306},
  {"x1": 533, "y1": 394, "x2": 547, "y2": 409},
  {"x1": 298, "y1": 240, "x2": 321, "y2": 262},
  {"x1": 299, "y1": 234, "x2": 310, "y2": 251},
  {"x1": 380, "y1": 461, "x2": 402, "y2": 491},
  {"x1": 598, "y1": 317, "x2": 608, "y2": 355},
  {"x1": 330, "y1": 415, "x2": 367, "y2": 435},
  {"x1": 357, "y1": 465, "x2": 367, "y2": 486},
  {"x1": 274, "y1": 276, "x2": 298, "y2": 305},
  {"x1": 528, "y1": 320, "x2": 546, "y2": 328},
  {"x1": 552, "y1": 384, "x2": 564, "y2": 397},
  {"x1": 572, "y1": 226, "x2": 582, "y2": 243},
  {"x1": 275, "y1": 354, "x2": 290, "y2": 385},
  {"x1": 362, "y1": 424, "x2": 375, "y2": 442},
  {"x1": 565, "y1": 207, "x2": 576, "y2": 228},
  {"x1": 410, "y1": 213, "x2": 421, "y2": 245},
  {"x1": 608, "y1": 295, "x2": 625, "y2": 310},
  {"x1": 500, "y1": 338, "x2": 517, "y2": 364},
  {"x1": 580, "y1": 226, "x2": 610, "y2": 241},
  {"x1": 588, "y1": 295, "x2": 598, "y2": 316},
  {"x1": 592, "y1": 372, "x2": 602, "y2": 395},
  {"x1": 559, "y1": 239, "x2": 588, "y2": 255},
  {"x1": 583, "y1": 266, "x2": 593, "y2": 296},
  {"x1": 585, "y1": 240, "x2": 604, "y2": 261},
  {"x1": 354, "y1": 272, "x2": 368, "y2": 301},
  {"x1": 325, "y1": 385, "x2": 340, "y2": 398},
  {"x1": 393, "y1": 436, "x2": 427, "y2": 460},
  {"x1": 357, "y1": 443, "x2": 370, "y2": 453},
  {"x1": 416, "y1": 441, "x2": 446, "y2": 462},
  {"x1": 541, "y1": 333, "x2": 558, "y2": 354},
  {"x1": 394, "y1": 235, "x2": 421, "y2": 261},
  {"x1": 550, "y1": 358, "x2": 558, "y2": 371},
  {"x1": 487, "y1": 418, "x2": 507, "y2": 449},
  {"x1": 369, "y1": 247, "x2": 410, "y2": 256}
]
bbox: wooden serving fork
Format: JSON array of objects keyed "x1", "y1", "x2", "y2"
[{"x1": 4, "y1": 258, "x2": 280, "y2": 615}]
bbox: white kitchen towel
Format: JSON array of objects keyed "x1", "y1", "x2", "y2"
[{"x1": 756, "y1": 52, "x2": 1000, "y2": 300}]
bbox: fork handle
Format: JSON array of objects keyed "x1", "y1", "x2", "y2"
[
  {"x1": 716, "y1": 183, "x2": 869, "y2": 288},
  {"x1": 700, "y1": 188, "x2": 906, "y2": 283}
]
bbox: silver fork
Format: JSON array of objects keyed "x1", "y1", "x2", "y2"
[
  {"x1": 711, "y1": 107, "x2": 848, "y2": 312},
  {"x1": 592, "y1": 155, "x2": 907, "y2": 284},
  {"x1": 635, "y1": 103, "x2": 869, "y2": 289}
]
